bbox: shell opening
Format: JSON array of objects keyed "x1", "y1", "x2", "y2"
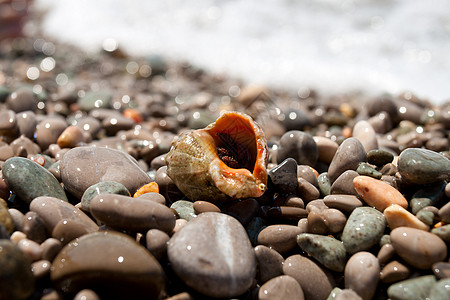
[{"x1": 215, "y1": 132, "x2": 256, "y2": 171}]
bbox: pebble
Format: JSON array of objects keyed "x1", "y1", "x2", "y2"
[
  {"x1": 167, "y1": 212, "x2": 256, "y2": 298},
  {"x1": 342, "y1": 207, "x2": 386, "y2": 254},
  {"x1": 0, "y1": 110, "x2": 19, "y2": 143},
  {"x1": 193, "y1": 200, "x2": 221, "y2": 214},
  {"x1": 433, "y1": 262, "x2": 450, "y2": 279},
  {"x1": 60, "y1": 146, "x2": 151, "y2": 199},
  {"x1": 439, "y1": 201, "x2": 450, "y2": 223},
  {"x1": 80, "y1": 181, "x2": 130, "y2": 212},
  {"x1": 172, "y1": 218, "x2": 187, "y2": 234},
  {"x1": 51, "y1": 231, "x2": 165, "y2": 298},
  {"x1": 227, "y1": 198, "x2": 260, "y2": 225},
  {"x1": 330, "y1": 170, "x2": 359, "y2": 195},
  {"x1": 397, "y1": 148, "x2": 450, "y2": 185},
  {"x1": 367, "y1": 149, "x2": 394, "y2": 167},
  {"x1": 328, "y1": 137, "x2": 367, "y2": 183},
  {"x1": 78, "y1": 91, "x2": 112, "y2": 111},
  {"x1": 384, "y1": 204, "x2": 430, "y2": 231},
  {"x1": 431, "y1": 224, "x2": 450, "y2": 243},
  {"x1": 146, "y1": 229, "x2": 170, "y2": 261},
  {"x1": 429, "y1": 278, "x2": 450, "y2": 300},
  {"x1": 282, "y1": 108, "x2": 312, "y2": 131},
  {"x1": 410, "y1": 180, "x2": 447, "y2": 214},
  {"x1": 380, "y1": 260, "x2": 410, "y2": 283},
  {"x1": 377, "y1": 243, "x2": 395, "y2": 265},
  {"x1": 0, "y1": 199, "x2": 13, "y2": 233},
  {"x1": 313, "y1": 136, "x2": 338, "y2": 163},
  {"x1": 283, "y1": 254, "x2": 335, "y2": 300},
  {"x1": 416, "y1": 206, "x2": 438, "y2": 225},
  {"x1": 0, "y1": 240, "x2": 35, "y2": 300},
  {"x1": 297, "y1": 233, "x2": 347, "y2": 272},
  {"x1": 35, "y1": 117, "x2": 67, "y2": 150},
  {"x1": 73, "y1": 289, "x2": 100, "y2": 300},
  {"x1": 10, "y1": 135, "x2": 41, "y2": 157},
  {"x1": 40, "y1": 238, "x2": 62, "y2": 261},
  {"x1": 258, "y1": 275, "x2": 305, "y2": 300},
  {"x1": 52, "y1": 218, "x2": 96, "y2": 246},
  {"x1": 136, "y1": 192, "x2": 166, "y2": 205},
  {"x1": 323, "y1": 194, "x2": 363, "y2": 214},
  {"x1": 297, "y1": 177, "x2": 320, "y2": 202},
  {"x1": 268, "y1": 158, "x2": 298, "y2": 194},
  {"x1": 2, "y1": 157, "x2": 68, "y2": 203},
  {"x1": 344, "y1": 251, "x2": 380, "y2": 300},
  {"x1": 335, "y1": 289, "x2": 363, "y2": 300},
  {"x1": 353, "y1": 175, "x2": 408, "y2": 212},
  {"x1": 390, "y1": 227, "x2": 447, "y2": 270},
  {"x1": 387, "y1": 275, "x2": 436, "y2": 300},
  {"x1": 23, "y1": 211, "x2": 47, "y2": 243},
  {"x1": 16, "y1": 110, "x2": 38, "y2": 139},
  {"x1": 276, "y1": 130, "x2": 318, "y2": 166},
  {"x1": 318, "y1": 172, "x2": 331, "y2": 196},
  {"x1": 352, "y1": 120, "x2": 379, "y2": 152},
  {"x1": 8, "y1": 208, "x2": 24, "y2": 231},
  {"x1": 90, "y1": 194, "x2": 176, "y2": 233},
  {"x1": 356, "y1": 162, "x2": 382, "y2": 179},
  {"x1": 257, "y1": 224, "x2": 305, "y2": 254},
  {"x1": 18, "y1": 237, "x2": 43, "y2": 261},
  {"x1": 170, "y1": 200, "x2": 197, "y2": 221},
  {"x1": 56, "y1": 125, "x2": 85, "y2": 148},
  {"x1": 254, "y1": 245, "x2": 284, "y2": 284},
  {"x1": 31, "y1": 259, "x2": 51, "y2": 280},
  {"x1": 6, "y1": 87, "x2": 36, "y2": 113}
]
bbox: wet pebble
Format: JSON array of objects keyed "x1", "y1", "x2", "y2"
[
  {"x1": 367, "y1": 149, "x2": 394, "y2": 167},
  {"x1": 317, "y1": 172, "x2": 331, "y2": 196},
  {"x1": 168, "y1": 212, "x2": 256, "y2": 298},
  {"x1": 31, "y1": 259, "x2": 51, "y2": 280},
  {"x1": 23, "y1": 211, "x2": 47, "y2": 243},
  {"x1": 384, "y1": 204, "x2": 429, "y2": 231},
  {"x1": 323, "y1": 194, "x2": 363, "y2": 214},
  {"x1": 352, "y1": 120, "x2": 378, "y2": 152},
  {"x1": 258, "y1": 275, "x2": 305, "y2": 300},
  {"x1": 433, "y1": 262, "x2": 450, "y2": 279},
  {"x1": 276, "y1": 130, "x2": 318, "y2": 166},
  {"x1": 330, "y1": 170, "x2": 359, "y2": 195},
  {"x1": 254, "y1": 245, "x2": 284, "y2": 284},
  {"x1": 328, "y1": 137, "x2": 367, "y2": 182},
  {"x1": 170, "y1": 200, "x2": 196, "y2": 221},
  {"x1": 80, "y1": 181, "x2": 130, "y2": 212},
  {"x1": 380, "y1": 260, "x2": 410, "y2": 283},
  {"x1": 35, "y1": 117, "x2": 67, "y2": 150},
  {"x1": 429, "y1": 278, "x2": 450, "y2": 300},
  {"x1": 313, "y1": 136, "x2": 338, "y2": 164},
  {"x1": 56, "y1": 125, "x2": 85, "y2": 148},
  {"x1": 344, "y1": 251, "x2": 380, "y2": 300},
  {"x1": 257, "y1": 224, "x2": 305, "y2": 254},
  {"x1": 73, "y1": 289, "x2": 100, "y2": 300},
  {"x1": 268, "y1": 158, "x2": 298, "y2": 194},
  {"x1": 0, "y1": 199, "x2": 13, "y2": 234},
  {"x1": 431, "y1": 224, "x2": 450, "y2": 242},
  {"x1": 410, "y1": 181, "x2": 447, "y2": 214},
  {"x1": 78, "y1": 91, "x2": 112, "y2": 111},
  {"x1": 387, "y1": 275, "x2": 436, "y2": 300},
  {"x1": 146, "y1": 228, "x2": 170, "y2": 261}
]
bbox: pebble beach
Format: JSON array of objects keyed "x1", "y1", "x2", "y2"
[{"x1": 0, "y1": 8, "x2": 450, "y2": 300}]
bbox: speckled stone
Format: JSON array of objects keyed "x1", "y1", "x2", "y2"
[
  {"x1": 398, "y1": 148, "x2": 450, "y2": 185},
  {"x1": 170, "y1": 200, "x2": 196, "y2": 221},
  {"x1": 283, "y1": 254, "x2": 335, "y2": 300},
  {"x1": 342, "y1": 207, "x2": 386, "y2": 254},
  {"x1": 344, "y1": 251, "x2": 380, "y2": 300},
  {"x1": 297, "y1": 233, "x2": 347, "y2": 272},
  {"x1": 356, "y1": 162, "x2": 382, "y2": 179},
  {"x1": 0, "y1": 240, "x2": 35, "y2": 300},
  {"x1": 60, "y1": 146, "x2": 151, "y2": 199},
  {"x1": 51, "y1": 231, "x2": 164, "y2": 299},
  {"x1": 328, "y1": 137, "x2": 367, "y2": 183},
  {"x1": 429, "y1": 278, "x2": 450, "y2": 300},
  {"x1": 258, "y1": 275, "x2": 305, "y2": 300},
  {"x1": 367, "y1": 149, "x2": 394, "y2": 167},
  {"x1": 80, "y1": 181, "x2": 130, "y2": 212},
  {"x1": 268, "y1": 158, "x2": 298, "y2": 194},
  {"x1": 387, "y1": 275, "x2": 436, "y2": 300},
  {"x1": 3, "y1": 157, "x2": 68, "y2": 203},
  {"x1": 391, "y1": 227, "x2": 447, "y2": 270},
  {"x1": 167, "y1": 212, "x2": 256, "y2": 298},
  {"x1": 276, "y1": 131, "x2": 318, "y2": 166}
]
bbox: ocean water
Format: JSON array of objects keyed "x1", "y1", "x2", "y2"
[{"x1": 36, "y1": 0, "x2": 450, "y2": 104}]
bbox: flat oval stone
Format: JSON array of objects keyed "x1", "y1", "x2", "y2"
[
  {"x1": 30, "y1": 196, "x2": 98, "y2": 235},
  {"x1": 60, "y1": 146, "x2": 151, "y2": 199},
  {"x1": 328, "y1": 137, "x2": 367, "y2": 183},
  {"x1": 352, "y1": 120, "x2": 378, "y2": 152},
  {"x1": 167, "y1": 212, "x2": 256, "y2": 298},
  {"x1": 367, "y1": 149, "x2": 394, "y2": 167},
  {"x1": 344, "y1": 251, "x2": 379, "y2": 300},
  {"x1": 254, "y1": 245, "x2": 284, "y2": 284},
  {"x1": 384, "y1": 204, "x2": 429, "y2": 231},
  {"x1": 297, "y1": 233, "x2": 347, "y2": 272},
  {"x1": 258, "y1": 275, "x2": 305, "y2": 300},
  {"x1": 391, "y1": 227, "x2": 447, "y2": 269},
  {"x1": 51, "y1": 231, "x2": 164, "y2": 298},
  {"x1": 0, "y1": 240, "x2": 35, "y2": 300},
  {"x1": 193, "y1": 200, "x2": 221, "y2": 214},
  {"x1": 398, "y1": 148, "x2": 450, "y2": 185},
  {"x1": 3, "y1": 157, "x2": 68, "y2": 203},
  {"x1": 90, "y1": 194, "x2": 175, "y2": 233},
  {"x1": 283, "y1": 254, "x2": 335, "y2": 300},
  {"x1": 323, "y1": 194, "x2": 363, "y2": 214},
  {"x1": 353, "y1": 175, "x2": 408, "y2": 212},
  {"x1": 342, "y1": 207, "x2": 386, "y2": 254},
  {"x1": 387, "y1": 275, "x2": 436, "y2": 300},
  {"x1": 257, "y1": 224, "x2": 305, "y2": 254},
  {"x1": 80, "y1": 181, "x2": 130, "y2": 212}
]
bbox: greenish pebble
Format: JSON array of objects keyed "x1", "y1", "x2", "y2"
[
  {"x1": 356, "y1": 162, "x2": 382, "y2": 179},
  {"x1": 81, "y1": 181, "x2": 130, "y2": 211},
  {"x1": 416, "y1": 209, "x2": 436, "y2": 226},
  {"x1": 387, "y1": 275, "x2": 436, "y2": 300},
  {"x1": 246, "y1": 217, "x2": 265, "y2": 246},
  {"x1": 342, "y1": 207, "x2": 386, "y2": 254},
  {"x1": 398, "y1": 148, "x2": 450, "y2": 185},
  {"x1": 0, "y1": 199, "x2": 13, "y2": 233},
  {"x1": 327, "y1": 287, "x2": 343, "y2": 300},
  {"x1": 379, "y1": 234, "x2": 391, "y2": 247},
  {"x1": 78, "y1": 91, "x2": 112, "y2": 111},
  {"x1": 431, "y1": 224, "x2": 450, "y2": 243},
  {"x1": 429, "y1": 278, "x2": 450, "y2": 300},
  {"x1": 2, "y1": 157, "x2": 68, "y2": 203},
  {"x1": 170, "y1": 200, "x2": 196, "y2": 221},
  {"x1": 318, "y1": 172, "x2": 331, "y2": 196},
  {"x1": 297, "y1": 233, "x2": 347, "y2": 272},
  {"x1": 0, "y1": 240, "x2": 35, "y2": 300},
  {"x1": 367, "y1": 149, "x2": 394, "y2": 167},
  {"x1": 410, "y1": 181, "x2": 447, "y2": 214}
]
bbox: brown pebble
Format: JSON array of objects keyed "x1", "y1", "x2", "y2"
[
  {"x1": 323, "y1": 194, "x2": 363, "y2": 214},
  {"x1": 345, "y1": 251, "x2": 380, "y2": 300},
  {"x1": 297, "y1": 177, "x2": 320, "y2": 202},
  {"x1": 439, "y1": 201, "x2": 450, "y2": 223},
  {"x1": 172, "y1": 218, "x2": 187, "y2": 234},
  {"x1": 40, "y1": 238, "x2": 62, "y2": 262},
  {"x1": 7, "y1": 208, "x2": 25, "y2": 231},
  {"x1": 380, "y1": 260, "x2": 410, "y2": 283},
  {"x1": 18, "y1": 238, "x2": 43, "y2": 261},
  {"x1": 31, "y1": 260, "x2": 51, "y2": 280},
  {"x1": 23, "y1": 211, "x2": 47, "y2": 243},
  {"x1": 257, "y1": 224, "x2": 305, "y2": 254},
  {"x1": 136, "y1": 192, "x2": 166, "y2": 205},
  {"x1": 193, "y1": 200, "x2": 221, "y2": 214},
  {"x1": 384, "y1": 204, "x2": 429, "y2": 231},
  {"x1": 73, "y1": 289, "x2": 100, "y2": 300},
  {"x1": 284, "y1": 195, "x2": 305, "y2": 208},
  {"x1": 377, "y1": 243, "x2": 395, "y2": 265},
  {"x1": 10, "y1": 230, "x2": 26, "y2": 244},
  {"x1": 225, "y1": 198, "x2": 259, "y2": 226},
  {"x1": 266, "y1": 206, "x2": 308, "y2": 223},
  {"x1": 52, "y1": 219, "x2": 94, "y2": 246},
  {"x1": 40, "y1": 290, "x2": 64, "y2": 300},
  {"x1": 432, "y1": 262, "x2": 450, "y2": 279},
  {"x1": 254, "y1": 245, "x2": 284, "y2": 284},
  {"x1": 335, "y1": 289, "x2": 363, "y2": 300},
  {"x1": 258, "y1": 275, "x2": 305, "y2": 300},
  {"x1": 56, "y1": 125, "x2": 85, "y2": 148},
  {"x1": 313, "y1": 136, "x2": 338, "y2": 163},
  {"x1": 330, "y1": 170, "x2": 359, "y2": 195},
  {"x1": 146, "y1": 229, "x2": 170, "y2": 261}
]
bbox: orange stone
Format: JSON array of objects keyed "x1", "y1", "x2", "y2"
[
  {"x1": 133, "y1": 182, "x2": 159, "y2": 197},
  {"x1": 384, "y1": 204, "x2": 429, "y2": 231},
  {"x1": 353, "y1": 176, "x2": 408, "y2": 212},
  {"x1": 123, "y1": 108, "x2": 143, "y2": 123}
]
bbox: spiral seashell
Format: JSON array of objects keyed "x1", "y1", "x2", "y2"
[{"x1": 165, "y1": 111, "x2": 268, "y2": 202}]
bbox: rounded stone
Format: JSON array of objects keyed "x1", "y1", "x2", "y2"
[
  {"x1": 78, "y1": 91, "x2": 112, "y2": 111},
  {"x1": 16, "y1": 111, "x2": 38, "y2": 139},
  {"x1": 90, "y1": 194, "x2": 175, "y2": 233},
  {"x1": 0, "y1": 200, "x2": 13, "y2": 234},
  {"x1": 268, "y1": 158, "x2": 298, "y2": 194},
  {"x1": 276, "y1": 131, "x2": 318, "y2": 166},
  {"x1": 330, "y1": 170, "x2": 359, "y2": 195},
  {"x1": 0, "y1": 240, "x2": 35, "y2": 300},
  {"x1": 342, "y1": 207, "x2": 386, "y2": 254},
  {"x1": 192, "y1": 200, "x2": 221, "y2": 214},
  {"x1": 74, "y1": 289, "x2": 100, "y2": 300},
  {"x1": 328, "y1": 137, "x2": 367, "y2": 183},
  {"x1": 167, "y1": 212, "x2": 256, "y2": 298},
  {"x1": 384, "y1": 204, "x2": 429, "y2": 231},
  {"x1": 146, "y1": 229, "x2": 170, "y2": 261},
  {"x1": 398, "y1": 148, "x2": 450, "y2": 185},
  {"x1": 2, "y1": 157, "x2": 68, "y2": 203},
  {"x1": 80, "y1": 181, "x2": 130, "y2": 212},
  {"x1": 56, "y1": 125, "x2": 85, "y2": 148},
  {"x1": 387, "y1": 275, "x2": 436, "y2": 300},
  {"x1": 257, "y1": 224, "x2": 305, "y2": 254},
  {"x1": 313, "y1": 136, "x2": 338, "y2": 164},
  {"x1": 429, "y1": 278, "x2": 450, "y2": 300},
  {"x1": 258, "y1": 275, "x2": 305, "y2": 300},
  {"x1": 6, "y1": 87, "x2": 36, "y2": 113},
  {"x1": 254, "y1": 245, "x2": 284, "y2": 284},
  {"x1": 367, "y1": 149, "x2": 394, "y2": 167},
  {"x1": 170, "y1": 200, "x2": 196, "y2": 221},
  {"x1": 344, "y1": 251, "x2": 380, "y2": 300},
  {"x1": 60, "y1": 146, "x2": 151, "y2": 199},
  {"x1": 323, "y1": 194, "x2": 363, "y2": 214},
  {"x1": 391, "y1": 227, "x2": 447, "y2": 269},
  {"x1": 352, "y1": 120, "x2": 378, "y2": 152},
  {"x1": 23, "y1": 211, "x2": 47, "y2": 243},
  {"x1": 283, "y1": 254, "x2": 335, "y2": 300},
  {"x1": 380, "y1": 260, "x2": 410, "y2": 284},
  {"x1": 0, "y1": 109, "x2": 19, "y2": 143},
  {"x1": 35, "y1": 117, "x2": 68, "y2": 151},
  {"x1": 51, "y1": 231, "x2": 164, "y2": 298}
]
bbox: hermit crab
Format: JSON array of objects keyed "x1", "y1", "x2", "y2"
[{"x1": 165, "y1": 111, "x2": 268, "y2": 202}]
